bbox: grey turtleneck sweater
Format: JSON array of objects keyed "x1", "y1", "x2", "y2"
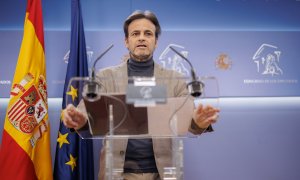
[{"x1": 124, "y1": 58, "x2": 158, "y2": 173}]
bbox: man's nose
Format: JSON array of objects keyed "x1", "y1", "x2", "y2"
[{"x1": 138, "y1": 34, "x2": 145, "y2": 40}]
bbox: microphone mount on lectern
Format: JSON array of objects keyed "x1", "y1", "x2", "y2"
[{"x1": 83, "y1": 44, "x2": 114, "y2": 101}]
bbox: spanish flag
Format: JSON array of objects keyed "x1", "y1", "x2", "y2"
[{"x1": 0, "y1": 0, "x2": 53, "y2": 179}]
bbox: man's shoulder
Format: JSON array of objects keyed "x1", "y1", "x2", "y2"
[
  {"x1": 97, "y1": 62, "x2": 127, "y2": 75},
  {"x1": 103, "y1": 61, "x2": 126, "y2": 71},
  {"x1": 154, "y1": 62, "x2": 185, "y2": 77}
]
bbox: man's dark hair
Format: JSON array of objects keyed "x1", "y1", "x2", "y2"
[{"x1": 123, "y1": 10, "x2": 161, "y2": 38}]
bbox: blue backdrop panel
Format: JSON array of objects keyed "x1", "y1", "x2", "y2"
[{"x1": 1, "y1": 30, "x2": 299, "y2": 97}]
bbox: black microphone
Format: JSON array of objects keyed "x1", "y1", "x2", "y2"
[
  {"x1": 83, "y1": 44, "x2": 114, "y2": 101},
  {"x1": 169, "y1": 46, "x2": 204, "y2": 97}
]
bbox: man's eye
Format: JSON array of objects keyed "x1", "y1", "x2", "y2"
[
  {"x1": 145, "y1": 32, "x2": 153, "y2": 36},
  {"x1": 131, "y1": 32, "x2": 139, "y2": 36}
]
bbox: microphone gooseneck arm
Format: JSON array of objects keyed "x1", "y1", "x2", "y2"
[
  {"x1": 169, "y1": 46, "x2": 197, "y2": 80},
  {"x1": 83, "y1": 44, "x2": 114, "y2": 101},
  {"x1": 91, "y1": 44, "x2": 114, "y2": 78},
  {"x1": 169, "y1": 46, "x2": 204, "y2": 97}
]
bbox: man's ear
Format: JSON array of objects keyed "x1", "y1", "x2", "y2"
[
  {"x1": 125, "y1": 37, "x2": 129, "y2": 48},
  {"x1": 155, "y1": 38, "x2": 158, "y2": 48}
]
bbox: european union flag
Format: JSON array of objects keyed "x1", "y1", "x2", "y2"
[{"x1": 53, "y1": 0, "x2": 94, "y2": 179}]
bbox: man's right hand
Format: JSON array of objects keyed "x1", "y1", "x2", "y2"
[{"x1": 62, "y1": 104, "x2": 87, "y2": 130}]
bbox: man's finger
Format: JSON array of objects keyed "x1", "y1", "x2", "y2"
[
  {"x1": 64, "y1": 117, "x2": 78, "y2": 128},
  {"x1": 207, "y1": 113, "x2": 219, "y2": 124},
  {"x1": 195, "y1": 104, "x2": 203, "y2": 114}
]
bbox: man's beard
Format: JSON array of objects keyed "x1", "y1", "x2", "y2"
[{"x1": 130, "y1": 52, "x2": 152, "y2": 62}]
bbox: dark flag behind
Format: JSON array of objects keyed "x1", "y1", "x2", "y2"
[{"x1": 53, "y1": 0, "x2": 94, "y2": 179}]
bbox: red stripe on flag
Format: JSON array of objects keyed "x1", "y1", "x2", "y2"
[
  {"x1": 11, "y1": 104, "x2": 26, "y2": 119},
  {"x1": 8, "y1": 100, "x2": 22, "y2": 115},
  {"x1": 26, "y1": 0, "x2": 44, "y2": 49},
  {"x1": 0, "y1": 130, "x2": 37, "y2": 180},
  {"x1": 8, "y1": 101, "x2": 26, "y2": 122},
  {"x1": 11, "y1": 106, "x2": 26, "y2": 122},
  {"x1": 10, "y1": 92, "x2": 18, "y2": 96}
]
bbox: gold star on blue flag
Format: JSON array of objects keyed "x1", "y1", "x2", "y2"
[
  {"x1": 66, "y1": 85, "x2": 78, "y2": 102},
  {"x1": 57, "y1": 132, "x2": 70, "y2": 148},
  {"x1": 65, "y1": 154, "x2": 77, "y2": 172}
]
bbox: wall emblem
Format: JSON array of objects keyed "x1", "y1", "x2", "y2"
[
  {"x1": 215, "y1": 53, "x2": 232, "y2": 70},
  {"x1": 252, "y1": 43, "x2": 283, "y2": 76},
  {"x1": 63, "y1": 46, "x2": 94, "y2": 74},
  {"x1": 159, "y1": 44, "x2": 190, "y2": 76}
]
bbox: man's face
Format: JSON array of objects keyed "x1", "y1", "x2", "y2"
[{"x1": 125, "y1": 18, "x2": 157, "y2": 61}]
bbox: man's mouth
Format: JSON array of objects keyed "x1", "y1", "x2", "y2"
[{"x1": 137, "y1": 44, "x2": 147, "y2": 48}]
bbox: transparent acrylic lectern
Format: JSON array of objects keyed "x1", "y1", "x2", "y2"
[{"x1": 66, "y1": 75, "x2": 219, "y2": 180}]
